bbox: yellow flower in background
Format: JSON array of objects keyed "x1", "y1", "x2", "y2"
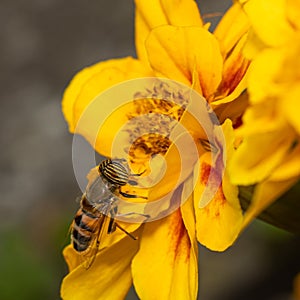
[
  {"x1": 61, "y1": 0, "x2": 252, "y2": 299},
  {"x1": 294, "y1": 273, "x2": 300, "y2": 300},
  {"x1": 229, "y1": 0, "x2": 300, "y2": 228}
]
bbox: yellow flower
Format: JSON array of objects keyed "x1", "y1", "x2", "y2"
[
  {"x1": 229, "y1": 0, "x2": 300, "y2": 229},
  {"x1": 61, "y1": 1, "x2": 251, "y2": 299},
  {"x1": 294, "y1": 273, "x2": 300, "y2": 300}
]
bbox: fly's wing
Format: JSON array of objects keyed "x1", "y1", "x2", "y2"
[
  {"x1": 86, "y1": 176, "x2": 113, "y2": 205},
  {"x1": 77, "y1": 199, "x2": 114, "y2": 269},
  {"x1": 78, "y1": 212, "x2": 109, "y2": 269}
]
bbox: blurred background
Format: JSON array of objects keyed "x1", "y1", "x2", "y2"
[{"x1": 0, "y1": 0, "x2": 299, "y2": 299}]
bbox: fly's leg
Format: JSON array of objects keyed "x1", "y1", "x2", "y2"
[
  {"x1": 128, "y1": 166, "x2": 146, "y2": 186},
  {"x1": 130, "y1": 170, "x2": 146, "y2": 176},
  {"x1": 117, "y1": 190, "x2": 150, "y2": 221},
  {"x1": 119, "y1": 190, "x2": 147, "y2": 199},
  {"x1": 107, "y1": 206, "x2": 117, "y2": 234},
  {"x1": 114, "y1": 223, "x2": 137, "y2": 240},
  {"x1": 107, "y1": 206, "x2": 137, "y2": 240},
  {"x1": 116, "y1": 211, "x2": 150, "y2": 220}
]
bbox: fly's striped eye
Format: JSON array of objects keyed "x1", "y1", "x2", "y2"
[{"x1": 99, "y1": 159, "x2": 129, "y2": 186}]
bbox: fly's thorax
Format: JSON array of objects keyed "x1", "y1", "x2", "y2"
[
  {"x1": 80, "y1": 195, "x2": 101, "y2": 216},
  {"x1": 80, "y1": 192, "x2": 117, "y2": 218},
  {"x1": 85, "y1": 174, "x2": 118, "y2": 205}
]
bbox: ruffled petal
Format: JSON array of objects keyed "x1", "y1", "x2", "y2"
[
  {"x1": 214, "y1": 1, "x2": 250, "y2": 56},
  {"x1": 180, "y1": 177, "x2": 198, "y2": 299},
  {"x1": 145, "y1": 25, "x2": 223, "y2": 98},
  {"x1": 287, "y1": 0, "x2": 300, "y2": 31},
  {"x1": 135, "y1": 0, "x2": 203, "y2": 62},
  {"x1": 132, "y1": 186, "x2": 197, "y2": 300},
  {"x1": 62, "y1": 57, "x2": 153, "y2": 156},
  {"x1": 280, "y1": 44, "x2": 300, "y2": 135},
  {"x1": 142, "y1": 86, "x2": 210, "y2": 204},
  {"x1": 219, "y1": 34, "x2": 249, "y2": 96},
  {"x1": 239, "y1": 0, "x2": 294, "y2": 47},
  {"x1": 194, "y1": 120, "x2": 243, "y2": 251},
  {"x1": 61, "y1": 233, "x2": 141, "y2": 300},
  {"x1": 213, "y1": 34, "x2": 250, "y2": 104},
  {"x1": 270, "y1": 143, "x2": 300, "y2": 181},
  {"x1": 281, "y1": 77, "x2": 300, "y2": 136},
  {"x1": 229, "y1": 125, "x2": 295, "y2": 185},
  {"x1": 213, "y1": 91, "x2": 249, "y2": 126},
  {"x1": 242, "y1": 177, "x2": 298, "y2": 230},
  {"x1": 239, "y1": 100, "x2": 286, "y2": 135},
  {"x1": 194, "y1": 169, "x2": 243, "y2": 251},
  {"x1": 246, "y1": 48, "x2": 282, "y2": 104},
  {"x1": 146, "y1": 130, "x2": 200, "y2": 204}
]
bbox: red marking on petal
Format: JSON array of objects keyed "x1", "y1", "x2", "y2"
[
  {"x1": 200, "y1": 162, "x2": 211, "y2": 185},
  {"x1": 200, "y1": 157, "x2": 223, "y2": 189},
  {"x1": 200, "y1": 137, "x2": 224, "y2": 187},
  {"x1": 201, "y1": 186, "x2": 226, "y2": 220},
  {"x1": 169, "y1": 209, "x2": 191, "y2": 262},
  {"x1": 216, "y1": 187, "x2": 226, "y2": 207},
  {"x1": 218, "y1": 56, "x2": 250, "y2": 97},
  {"x1": 233, "y1": 115, "x2": 243, "y2": 129}
]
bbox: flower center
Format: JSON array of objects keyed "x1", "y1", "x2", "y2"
[{"x1": 125, "y1": 80, "x2": 190, "y2": 169}]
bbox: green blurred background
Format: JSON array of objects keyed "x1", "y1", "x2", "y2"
[{"x1": 0, "y1": 0, "x2": 299, "y2": 299}]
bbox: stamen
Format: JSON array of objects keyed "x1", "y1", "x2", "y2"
[{"x1": 125, "y1": 80, "x2": 190, "y2": 161}]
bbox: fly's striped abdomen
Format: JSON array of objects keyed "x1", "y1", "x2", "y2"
[
  {"x1": 72, "y1": 208, "x2": 99, "y2": 252},
  {"x1": 99, "y1": 159, "x2": 129, "y2": 186}
]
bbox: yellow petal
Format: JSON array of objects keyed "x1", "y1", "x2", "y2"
[
  {"x1": 239, "y1": 100, "x2": 286, "y2": 136},
  {"x1": 214, "y1": 1, "x2": 250, "y2": 57},
  {"x1": 293, "y1": 273, "x2": 300, "y2": 300},
  {"x1": 62, "y1": 57, "x2": 152, "y2": 155},
  {"x1": 191, "y1": 63, "x2": 203, "y2": 95},
  {"x1": 62, "y1": 57, "x2": 152, "y2": 132},
  {"x1": 270, "y1": 143, "x2": 300, "y2": 181},
  {"x1": 181, "y1": 175, "x2": 198, "y2": 257},
  {"x1": 284, "y1": 86, "x2": 300, "y2": 135},
  {"x1": 287, "y1": 0, "x2": 300, "y2": 31},
  {"x1": 246, "y1": 37, "x2": 300, "y2": 133},
  {"x1": 159, "y1": 0, "x2": 203, "y2": 26},
  {"x1": 132, "y1": 187, "x2": 198, "y2": 300},
  {"x1": 229, "y1": 126, "x2": 295, "y2": 185},
  {"x1": 213, "y1": 34, "x2": 250, "y2": 104},
  {"x1": 213, "y1": 91, "x2": 249, "y2": 126},
  {"x1": 195, "y1": 173, "x2": 243, "y2": 251},
  {"x1": 61, "y1": 233, "x2": 140, "y2": 300},
  {"x1": 239, "y1": 0, "x2": 294, "y2": 47},
  {"x1": 145, "y1": 25, "x2": 223, "y2": 98},
  {"x1": 194, "y1": 120, "x2": 243, "y2": 251},
  {"x1": 63, "y1": 245, "x2": 82, "y2": 273},
  {"x1": 135, "y1": 0, "x2": 203, "y2": 62},
  {"x1": 242, "y1": 28, "x2": 267, "y2": 59},
  {"x1": 243, "y1": 141, "x2": 299, "y2": 222},
  {"x1": 146, "y1": 131, "x2": 199, "y2": 203},
  {"x1": 242, "y1": 177, "x2": 298, "y2": 230},
  {"x1": 246, "y1": 48, "x2": 282, "y2": 104},
  {"x1": 143, "y1": 84, "x2": 215, "y2": 210},
  {"x1": 145, "y1": 110, "x2": 204, "y2": 204},
  {"x1": 180, "y1": 177, "x2": 198, "y2": 299}
]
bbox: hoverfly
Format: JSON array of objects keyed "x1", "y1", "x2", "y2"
[{"x1": 71, "y1": 158, "x2": 146, "y2": 268}]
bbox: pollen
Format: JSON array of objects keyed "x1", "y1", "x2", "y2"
[{"x1": 126, "y1": 80, "x2": 190, "y2": 162}]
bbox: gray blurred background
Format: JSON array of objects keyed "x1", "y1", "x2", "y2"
[{"x1": 0, "y1": 0, "x2": 299, "y2": 299}]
